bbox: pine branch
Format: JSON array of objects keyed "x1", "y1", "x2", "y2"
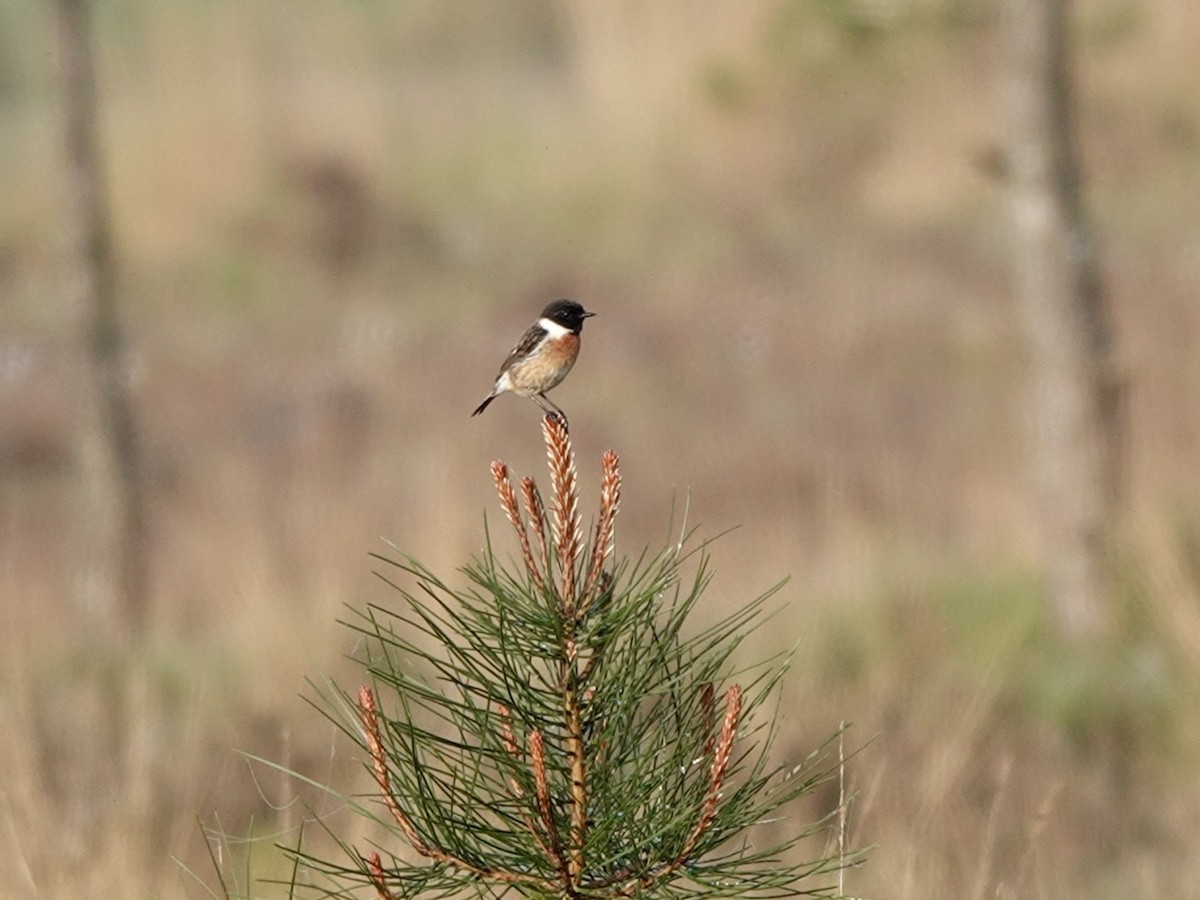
[
  {"x1": 581, "y1": 449, "x2": 621, "y2": 616},
  {"x1": 530, "y1": 728, "x2": 572, "y2": 884},
  {"x1": 545, "y1": 414, "x2": 582, "y2": 613},
  {"x1": 685, "y1": 684, "x2": 743, "y2": 857},
  {"x1": 564, "y1": 664, "x2": 588, "y2": 890},
  {"x1": 492, "y1": 460, "x2": 547, "y2": 593},
  {"x1": 357, "y1": 685, "x2": 553, "y2": 890},
  {"x1": 522, "y1": 476, "x2": 552, "y2": 591},
  {"x1": 364, "y1": 852, "x2": 395, "y2": 900}
]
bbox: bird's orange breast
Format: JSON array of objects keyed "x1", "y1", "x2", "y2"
[{"x1": 509, "y1": 333, "x2": 580, "y2": 394}]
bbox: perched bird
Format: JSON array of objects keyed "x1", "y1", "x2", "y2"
[{"x1": 472, "y1": 299, "x2": 596, "y2": 424}]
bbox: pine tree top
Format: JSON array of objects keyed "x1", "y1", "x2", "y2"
[{"x1": 295, "y1": 416, "x2": 860, "y2": 899}]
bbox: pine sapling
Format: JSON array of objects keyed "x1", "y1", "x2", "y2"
[{"x1": 295, "y1": 416, "x2": 858, "y2": 898}]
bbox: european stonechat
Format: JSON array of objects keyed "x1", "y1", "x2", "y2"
[{"x1": 472, "y1": 299, "x2": 595, "y2": 423}]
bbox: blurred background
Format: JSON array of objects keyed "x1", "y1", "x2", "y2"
[{"x1": 3, "y1": 0, "x2": 1200, "y2": 896}]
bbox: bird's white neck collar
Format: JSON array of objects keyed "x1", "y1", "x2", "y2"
[{"x1": 539, "y1": 318, "x2": 571, "y2": 338}]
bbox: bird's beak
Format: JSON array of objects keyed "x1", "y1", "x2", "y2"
[{"x1": 584, "y1": 311, "x2": 596, "y2": 318}]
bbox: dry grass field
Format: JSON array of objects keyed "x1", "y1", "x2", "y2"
[{"x1": 3, "y1": 1, "x2": 1200, "y2": 896}]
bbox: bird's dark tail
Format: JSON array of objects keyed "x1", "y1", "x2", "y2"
[{"x1": 471, "y1": 394, "x2": 496, "y2": 417}]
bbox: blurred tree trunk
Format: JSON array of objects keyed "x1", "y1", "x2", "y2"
[
  {"x1": 56, "y1": 0, "x2": 154, "y2": 865},
  {"x1": 1002, "y1": 0, "x2": 1121, "y2": 641},
  {"x1": 56, "y1": 0, "x2": 150, "y2": 640}
]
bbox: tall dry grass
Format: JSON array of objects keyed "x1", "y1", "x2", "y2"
[{"x1": 3, "y1": 0, "x2": 1200, "y2": 896}]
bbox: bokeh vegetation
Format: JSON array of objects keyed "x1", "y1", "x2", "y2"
[{"x1": 2, "y1": 1, "x2": 1200, "y2": 897}]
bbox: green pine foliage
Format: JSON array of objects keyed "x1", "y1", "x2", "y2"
[{"x1": 291, "y1": 416, "x2": 859, "y2": 898}]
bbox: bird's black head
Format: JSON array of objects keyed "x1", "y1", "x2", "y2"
[{"x1": 541, "y1": 299, "x2": 595, "y2": 334}]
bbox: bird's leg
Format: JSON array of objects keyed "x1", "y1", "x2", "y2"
[{"x1": 533, "y1": 393, "x2": 568, "y2": 430}]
